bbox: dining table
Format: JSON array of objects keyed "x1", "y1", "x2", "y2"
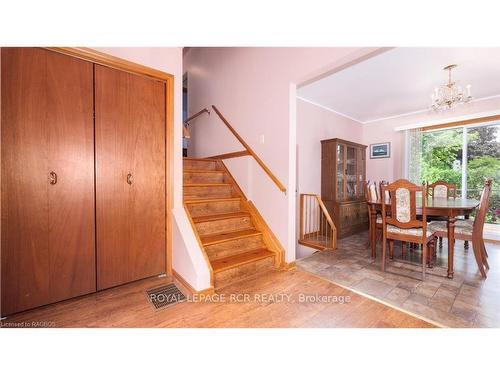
[{"x1": 367, "y1": 196, "x2": 480, "y2": 279}]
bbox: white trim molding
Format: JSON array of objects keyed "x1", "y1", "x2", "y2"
[
  {"x1": 394, "y1": 109, "x2": 500, "y2": 132},
  {"x1": 296, "y1": 96, "x2": 364, "y2": 124}
]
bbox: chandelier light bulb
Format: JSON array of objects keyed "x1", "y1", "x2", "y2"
[{"x1": 466, "y1": 84, "x2": 472, "y2": 98}]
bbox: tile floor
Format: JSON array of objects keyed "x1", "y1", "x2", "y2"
[{"x1": 297, "y1": 231, "x2": 500, "y2": 327}]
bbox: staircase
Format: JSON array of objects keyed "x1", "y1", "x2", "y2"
[{"x1": 183, "y1": 157, "x2": 283, "y2": 290}]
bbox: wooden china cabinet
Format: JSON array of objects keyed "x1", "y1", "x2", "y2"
[{"x1": 321, "y1": 138, "x2": 368, "y2": 239}]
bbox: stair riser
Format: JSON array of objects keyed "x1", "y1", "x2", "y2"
[
  {"x1": 195, "y1": 216, "x2": 254, "y2": 237},
  {"x1": 214, "y1": 256, "x2": 275, "y2": 289},
  {"x1": 183, "y1": 159, "x2": 218, "y2": 171},
  {"x1": 205, "y1": 235, "x2": 264, "y2": 261},
  {"x1": 184, "y1": 171, "x2": 224, "y2": 184},
  {"x1": 184, "y1": 185, "x2": 234, "y2": 199},
  {"x1": 187, "y1": 200, "x2": 241, "y2": 218}
]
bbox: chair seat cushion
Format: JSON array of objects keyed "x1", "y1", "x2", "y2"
[
  {"x1": 386, "y1": 224, "x2": 434, "y2": 238},
  {"x1": 429, "y1": 220, "x2": 473, "y2": 236}
]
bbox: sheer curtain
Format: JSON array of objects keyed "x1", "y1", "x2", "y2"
[{"x1": 405, "y1": 128, "x2": 423, "y2": 184}]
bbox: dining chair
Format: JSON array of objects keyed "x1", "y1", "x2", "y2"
[
  {"x1": 426, "y1": 180, "x2": 460, "y2": 250},
  {"x1": 379, "y1": 180, "x2": 411, "y2": 255},
  {"x1": 380, "y1": 179, "x2": 436, "y2": 279},
  {"x1": 365, "y1": 181, "x2": 382, "y2": 257},
  {"x1": 429, "y1": 179, "x2": 492, "y2": 278},
  {"x1": 427, "y1": 180, "x2": 457, "y2": 199},
  {"x1": 379, "y1": 180, "x2": 390, "y2": 202}
]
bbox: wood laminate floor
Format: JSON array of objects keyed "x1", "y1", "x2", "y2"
[{"x1": 1, "y1": 268, "x2": 433, "y2": 328}]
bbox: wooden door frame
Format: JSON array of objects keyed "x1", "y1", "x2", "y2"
[{"x1": 0, "y1": 48, "x2": 175, "y2": 303}]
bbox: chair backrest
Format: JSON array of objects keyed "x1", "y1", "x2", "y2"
[
  {"x1": 367, "y1": 182, "x2": 378, "y2": 202},
  {"x1": 364, "y1": 182, "x2": 373, "y2": 219},
  {"x1": 379, "y1": 180, "x2": 390, "y2": 203},
  {"x1": 381, "y1": 179, "x2": 427, "y2": 237},
  {"x1": 427, "y1": 180, "x2": 457, "y2": 199},
  {"x1": 473, "y1": 179, "x2": 493, "y2": 235}
]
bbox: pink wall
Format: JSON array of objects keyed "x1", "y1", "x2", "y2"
[
  {"x1": 363, "y1": 121, "x2": 404, "y2": 182},
  {"x1": 363, "y1": 96, "x2": 500, "y2": 182},
  {"x1": 184, "y1": 47, "x2": 380, "y2": 262}
]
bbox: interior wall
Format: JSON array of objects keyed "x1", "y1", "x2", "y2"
[
  {"x1": 184, "y1": 47, "x2": 381, "y2": 263},
  {"x1": 92, "y1": 48, "x2": 211, "y2": 290},
  {"x1": 295, "y1": 98, "x2": 364, "y2": 258}
]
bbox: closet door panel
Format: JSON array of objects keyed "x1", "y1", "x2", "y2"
[
  {"x1": 46, "y1": 50, "x2": 96, "y2": 302},
  {"x1": 95, "y1": 66, "x2": 131, "y2": 289},
  {"x1": 1, "y1": 48, "x2": 50, "y2": 315},
  {"x1": 95, "y1": 65, "x2": 166, "y2": 290},
  {"x1": 1, "y1": 48, "x2": 95, "y2": 316},
  {"x1": 129, "y1": 75, "x2": 166, "y2": 282}
]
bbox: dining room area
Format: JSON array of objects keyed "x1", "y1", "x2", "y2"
[
  {"x1": 298, "y1": 170, "x2": 499, "y2": 328},
  {"x1": 295, "y1": 47, "x2": 500, "y2": 328}
]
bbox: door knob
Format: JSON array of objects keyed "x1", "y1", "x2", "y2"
[
  {"x1": 127, "y1": 173, "x2": 133, "y2": 185},
  {"x1": 49, "y1": 171, "x2": 58, "y2": 185}
]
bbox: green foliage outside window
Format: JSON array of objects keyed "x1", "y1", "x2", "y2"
[{"x1": 420, "y1": 125, "x2": 500, "y2": 224}]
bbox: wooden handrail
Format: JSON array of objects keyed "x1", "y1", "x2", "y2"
[
  {"x1": 211, "y1": 105, "x2": 286, "y2": 193},
  {"x1": 315, "y1": 195, "x2": 335, "y2": 232},
  {"x1": 184, "y1": 108, "x2": 210, "y2": 124},
  {"x1": 299, "y1": 193, "x2": 337, "y2": 250}
]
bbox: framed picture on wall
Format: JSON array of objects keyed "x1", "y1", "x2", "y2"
[{"x1": 370, "y1": 142, "x2": 391, "y2": 159}]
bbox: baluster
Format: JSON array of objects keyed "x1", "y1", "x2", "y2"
[
  {"x1": 300, "y1": 195, "x2": 304, "y2": 241},
  {"x1": 326, "y1": 218, "x2": 329, "y2": 247},
  {"x1": 308, "y1": 196, "x2": 311, "y2": 237},
  {"x1": 321, "y1": 210, "x2": 328, "y2": 246},
  {"x1": 303, "y1": 196, "x2": 306, "y2": 237},
  {"x1": 315, "y1": 198, "x2": 318, "y2": 239},
  {"x1": 309, "y1": 197, "x2": 314, "y2": 239},
  {"x1": 305, "y1": 196, "x2": 308, "y2": 237},
  {"x1": 306, "y1": 196, "x2": 308, "y2": 237}
]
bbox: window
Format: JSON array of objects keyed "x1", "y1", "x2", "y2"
[{"x1": 406, "y1": 122, "x2": 500, "y2": 224}]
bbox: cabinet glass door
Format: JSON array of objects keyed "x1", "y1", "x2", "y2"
[
  {"x1": 346, "y1": 146, "x2": 357, "y2": 199},
  {"x1": 358, "y1": 148, "x2": 365, "y2": 199},
  {"x1": 336, "y1": 144, "x2": 344, "y2": 200}
]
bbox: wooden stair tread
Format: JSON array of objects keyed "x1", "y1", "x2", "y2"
[
  {"x1": 183, "y1": 169, "x2": 224, "y2": 174},
  {"x1": 183, "y1": 157, "x2": 217, "y2": 161},
  {"x1": 185, "y1": 197, "x2": 241, "y2": 204},
  {"x1": 184, "y1": 183, "x2": 232, "y2": 187},
  {"x1": 192, "y1": 211, "x2": 250, "y2": 223},
  {"x1": 211, "y1": 248, "x2": 274, "y2": 273},
  {"x1": 184, "y1": 195, "x2": 238, "y2": 202},
  {"x1": 201, "y1": 228, "x2": 261, "y2": 246}
]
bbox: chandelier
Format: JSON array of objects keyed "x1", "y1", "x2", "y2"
[{"x1": 431, "y1": 64, "x2": 472, "y2": 111}]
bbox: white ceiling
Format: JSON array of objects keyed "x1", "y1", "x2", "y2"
[{"x1": 297, "y1": 47, "x2": 500, "y2": 124}]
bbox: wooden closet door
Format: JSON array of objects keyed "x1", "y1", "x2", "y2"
[
  {"x1": 95, "y1": 65, "x2": 166, "y2": 290},
  {"x1": 46, "y1": 50, "x2": 96, "y2": 302},
  {"x1": 1, "y1": 48, "x2": 95, "y2": 316},
  {"x1": 1, "y1": 48, "x2": 50, "y2": 315}
]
